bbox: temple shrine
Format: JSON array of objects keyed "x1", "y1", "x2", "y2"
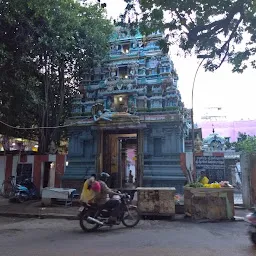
[{"x1": 63, "y1": 27, "x2": 189, "y2": 192}]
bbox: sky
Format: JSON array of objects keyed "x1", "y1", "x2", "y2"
[{"x1": 99, "y1": 0, "x2": 256, "y2": 122}]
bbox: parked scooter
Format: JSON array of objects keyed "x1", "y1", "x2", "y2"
[
  {"x1": 245, "y1": 210, "x2": 256, "y2": 244},
  {"x1": 12, "y1": 179, "x2": 39, "y2": 203}
]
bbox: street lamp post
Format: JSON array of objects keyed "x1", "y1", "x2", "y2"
[
  {"x1": 191, "y1": 54, "x2": 214, "y2": 181},
  {"x1": 191, "y1": 58, "x2": 205, "y2": 154}
]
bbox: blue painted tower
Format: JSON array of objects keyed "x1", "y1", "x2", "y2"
[{"x1": 63, "y1": 27, "x2": 188, "y2": 192}]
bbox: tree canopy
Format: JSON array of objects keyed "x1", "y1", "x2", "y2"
[
  {"x1": 224, "y1": 132, "x2": 256, "y2": 152},
  {"x1": 122, "y1": 0, "x2": 256, "y2": 72},
  {"x1": 0, "y1": 0, "x2": 113, "y2": 153},
  {"x1": 236, "y1": 135, "x2": 256, "y2": 152}
]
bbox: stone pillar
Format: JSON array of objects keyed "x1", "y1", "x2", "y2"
[
  {"x1": 143, "y1": 129, "x2": 150, "y2": 155},
  {"x1": 163, "y1": 128, "x2": 172, "y2": 154},
  {"x1": 241, "y1": 152, "x2": 253, "y2": 208},
  {"x1": 151, "y1": 126, "x2": 163, "y2": 154},
  {"x1": 91, "y1": 130, "x2": 98, "y2": 157},
  {"x1": 80, "y1": 128, "x2": 94, "y2": 159},
  {"x1": 171, "y1": 132, "x2": 176, "y2": 153},
  {"x1": 180, "y1": 133, "x2": 185, "y2": 152},
  {"x1": 68, "y1": 131, "x2": 84, "y2": 157},
  {"x1": 176, "y1": 132, "x2": 180, "y2": 152},
  {"x1": 137, "y1": 130, "x2": 144, "y2": 187}
]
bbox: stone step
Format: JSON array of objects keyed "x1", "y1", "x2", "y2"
[
  {"x1": 143, "y1": 179, "x2": 186, "y2": 193},
  {"x1": 144, "y1": 161, "x2": 181, "y2": 166},
  {"x1": 144, "y1": 166, "x2": 183, "y2": 171},
  {"x1": 144, "y1": 170, "x2": 183, "y2": 173},
  {"x1": 144, "y1": 164, "x2": 182, "y2": 169},
  {"x1": 63, "y1": 167, "x2": 95, "y2": 179},
  {"x1": 143, "y1": 175, "x2": 186, "y2": 181},
  {"x1": 144, "y1": 157, "x2": 181, "y2": 161}
]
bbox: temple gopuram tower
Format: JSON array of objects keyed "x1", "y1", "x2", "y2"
[{"x1": 63, "y1": 27, "x2": 188, "y2": 192}]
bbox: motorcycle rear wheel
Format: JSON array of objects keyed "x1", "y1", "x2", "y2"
[
  {"x1": 121, "y1": 207, "x2": 140, "y2": 228},
  {"x1": 79, "y1": 212, "x2": 99, "y2": 232},
  {"x1": 18, "y1": 194, "x2": 26, "y2": 203},
  {"x1": 250, "y1": 232, "x2": 256, "y2": 244}
]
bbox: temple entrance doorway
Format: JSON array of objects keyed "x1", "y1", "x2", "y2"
[{"x1": 102, "y1": 130, "x2": 138, "y2": 189}]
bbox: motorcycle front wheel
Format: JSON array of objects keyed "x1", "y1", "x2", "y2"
[
  {"x1": 18, "y1": 193, "x2": 26, "y2": 203},
  {"x1": 79, "y1": 211, "x2": 99, "y2": 232},
  {"x1": 121, "y1": 207, "x2": 140, "y2": 228},
  {"x1": 250, "y1": 232, "x2": 256, "y2": 244}
]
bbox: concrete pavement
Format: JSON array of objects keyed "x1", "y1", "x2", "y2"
[
  {"x1": 0, "y1": 197, "x2": 78, "y2": 219},
  {"x1": 0, "y1": 197, "x2": 250, "y2": 221},
  {"x1": 0, "y1": 217, "x2": 255, "y2": 256}
]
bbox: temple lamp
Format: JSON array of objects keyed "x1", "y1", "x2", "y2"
[{"x1": 191, "y1": 54, "x2": 214, "y2": 179}]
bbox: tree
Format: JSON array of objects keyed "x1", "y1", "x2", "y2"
[
  {"x1": 121, "y1": 0, "x2": 256, "y2": 72},
  {"x1": 224, "y1": 132, "x2": 250, "y2": 151},
  {"x1": 236, "y1": 135, "x2": 256, "y2": 152},
  {"x1": 0, "y1": 0, "x2": 113, "y2": 153}
]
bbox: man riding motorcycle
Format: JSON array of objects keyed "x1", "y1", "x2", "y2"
[{"x1": 91, "y1": 172, "x2": 121, "y2": 224}]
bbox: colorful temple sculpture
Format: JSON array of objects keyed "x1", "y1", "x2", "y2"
[
  {"x1": 63, "y1": 27, "x2": 189, "y2": 192},
  {"x1": 202, "y1": 132, "x2": 226, "y2": 152}
]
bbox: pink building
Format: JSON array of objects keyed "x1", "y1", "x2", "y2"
[{"x1": 197, "y1": 120, "x2": 256, "y2": 142}]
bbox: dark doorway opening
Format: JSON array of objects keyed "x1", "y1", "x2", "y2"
[
  {"x1": 102, "y1": 130, "x2": 138, "y2": 189},
  {"x1": 16, "y1": 164, "x2": 32, "y2": 184},
  {"x1": 43, "y1": 162, "x2": 51, "y2": 188}
]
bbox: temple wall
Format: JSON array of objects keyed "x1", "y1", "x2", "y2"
[
  {"x1": 63, "y1": 126, "x2": 97, "y2": 182},
  {"x1": 143, "y1": 123, "x2": 186, "y2": 193}
]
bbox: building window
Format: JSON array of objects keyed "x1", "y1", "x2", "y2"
[
  {"x1": 154, "y1": 138, "x2": 162, "y2": 157},
  {"x1": 122, "y1": 44, "x2": 130, "y2": 54},
  {"x1": 119, "y1": 66, "x2": 128, "y2": 79},
  {"x1": 114, "y1": 95, "x2": 128, "y2": 112},
  {"x1": 146, "y1": 69, "x2": 152, "y2": 76}
]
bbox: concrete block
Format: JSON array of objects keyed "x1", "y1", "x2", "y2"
[
  {"x1": 184, "y1": 187, "x2": 234, "y2": 221},
  {"x1": 137, "y1": 187, "x2": 176, "y2": 216}
]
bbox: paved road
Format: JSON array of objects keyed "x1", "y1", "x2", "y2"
[{"x1": 0, "y1": 217, "x2": 255, "y2": 256}]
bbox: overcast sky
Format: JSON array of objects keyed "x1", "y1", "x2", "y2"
[{"x1": 98, "y1": 0, "x2": 255, "y2": 122}]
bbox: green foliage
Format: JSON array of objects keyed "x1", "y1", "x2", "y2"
[
  {"x1": 224, "y1": 140, "x2": 237, "y2": 151},
  {"x1": 224, "y1": 132, "x2": 250, "y2": 151},
  {"x1": 185, "y1": 182, "x2": 203, "y2": 188},
  {"x1": 121, "y1": 0, "x2": 256, "y2": 72},
  {"x1": 236, "y1": 133, "x2": 256, "y2": 152},
  {"x1": 0, "y1": 0, "x2": 113, "y2": 152},
  {"x1": 236, "y1": 137, "x2": 256, "y2": 153}
]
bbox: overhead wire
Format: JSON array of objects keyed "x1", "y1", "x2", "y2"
[
  {"x1": 0, "y1": 117, "x2": 92, "y2": 130},
  {"x1": 0, "y1": 110, "x2": 141, "y2": 130}
]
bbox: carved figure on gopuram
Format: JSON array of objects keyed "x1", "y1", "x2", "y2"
[
  {"x1": 92, "y1": 103, "x2": 113, "y2": 122},
  {"x1": 194, "y1": 134, "x2": 203, "y2": 153}
]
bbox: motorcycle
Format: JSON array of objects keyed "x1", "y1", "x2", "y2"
[
  {"x1": 78, "y1": 193, "x2": 140, "y2": 232},
  {"x1": 245, "y1": 210, "x2": 256, "y2": 244},
  {"x1": 13, "y1": 179, "x2": 39, "y2": 203}
]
